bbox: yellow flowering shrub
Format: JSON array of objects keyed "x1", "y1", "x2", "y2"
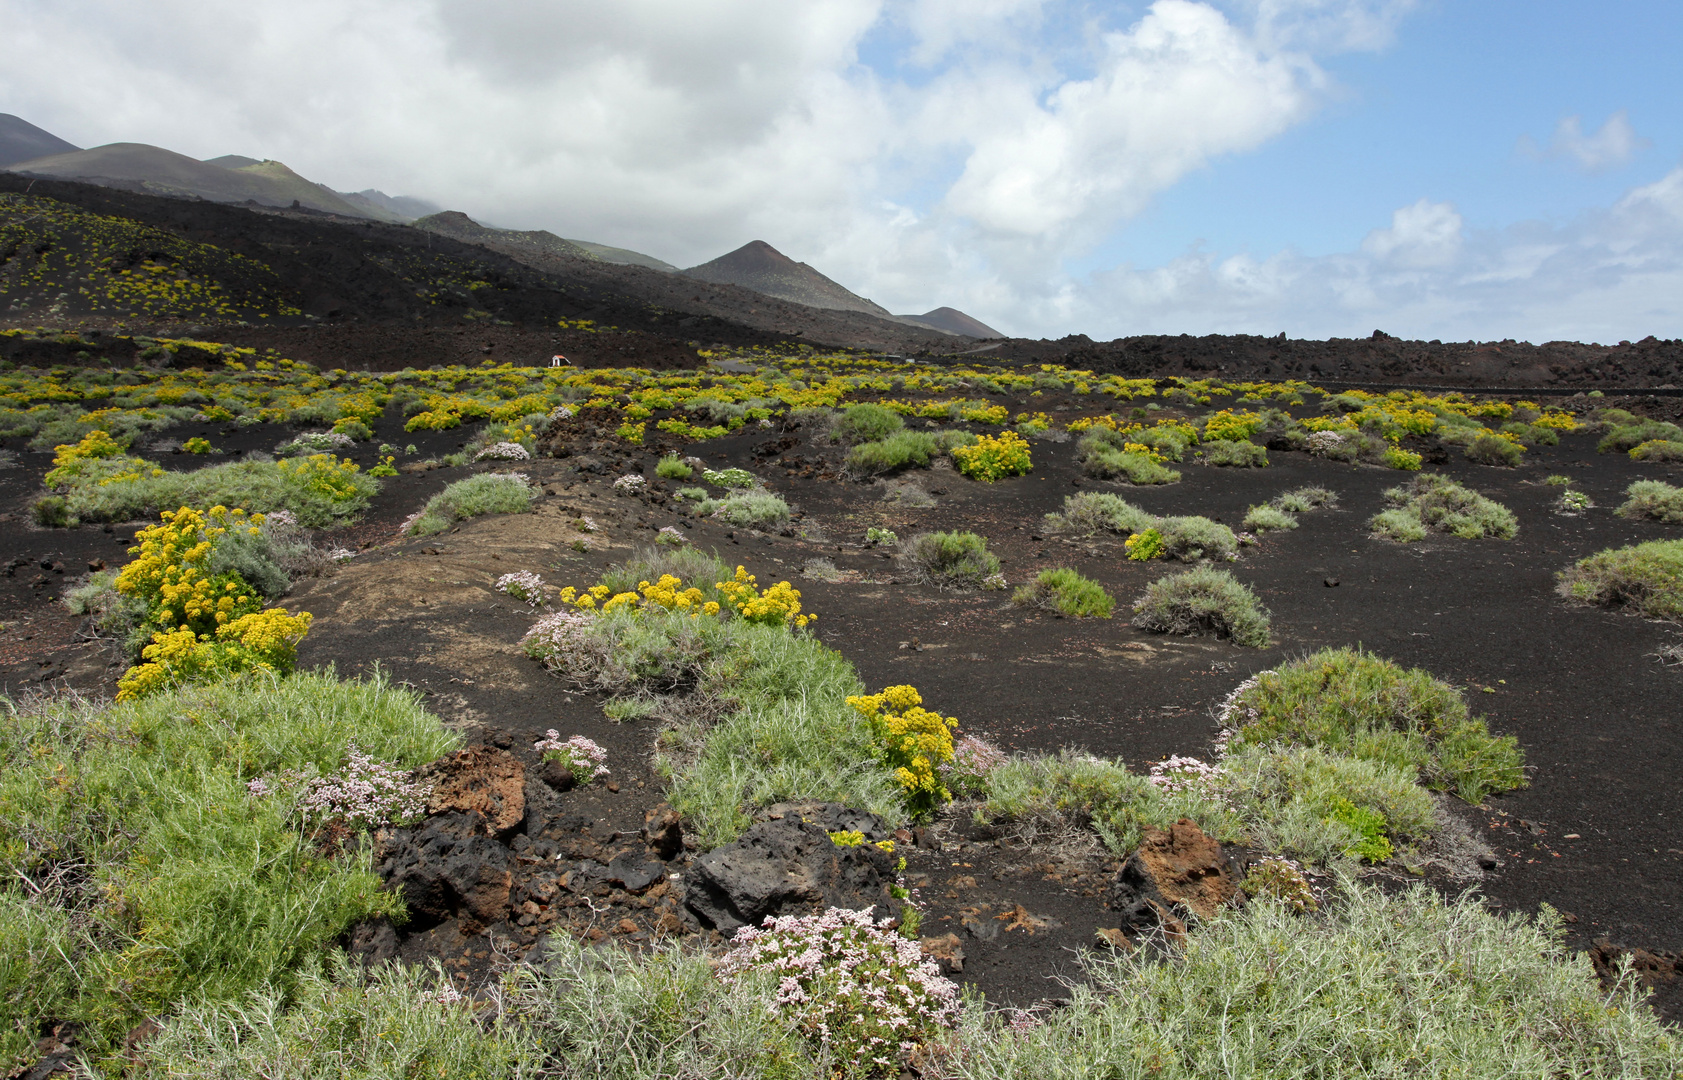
[
  {"x1": 44, "y1": 429, "x2": 165, "y2": 489},
  {"x1": 274, "y1": 454, "x2": 364, "y2": 503},
  {"x1": 716, "y1": 567, "x2": 813, "y2": 628},
  {"x1": 111, "y1": 505, "x2": 314, "y2": 700},
  {"x1": 559, "y1": 576, "x2": 726, "y2": 618},
  {"x1": 951, "y1": 431, "x2": 1032, "y2": 481},
  {"x1": 846, "y1": 684, "x2": 957, "y2": 814},
  {"x1": 1203, "y1": 409, "x2": 1264, "y2": 442}
]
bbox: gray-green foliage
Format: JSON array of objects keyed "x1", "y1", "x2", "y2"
[
  {"x1": 1242, "y1": 504, "x2": 1297, "y2": 533},
  {"x1": 407, "y1": 471, "x2": 533, "y2": 535},
  {"x1": 1200, "y1": 439, "x2": 1268, "y2": 467},
  {"x1": 1131, "y1": 566, "x2": 1271, "y2": 646},
  {"x1": 1617, "y1": 479, "x2": 1683, "y2": 523},
  {"x1": 1224, "y1": 647, "x2": 1526, "y2": 803},
  {"x1": 1372, "y1": 473, "x2": 1517, "y2": 542},
  {"x1": 845, "y1": 430, "x2": 939, "y2": 476},
  {"x1": 599, "y1": 544, "x2": 733, "y2": 604},
  {"x1": 55, "y1": 455, "x2": 380, "y2": 529},
  {"x1": 1043, "y1": 492, "x2": 1156, "y2": 536},
  {"x1": 1077, "y1": 429, "x2": 1181, "y2": 484},
  {"x1": 831, "y1": 403, "x2": 904, "y2": 444},
  {"x1": 1156, "y1": 515, "x2": 1239, "y2": 561},
  {"x1": 1272, "y1": 485, "x2": 1337, "y2": 513},
  {"x1": 1557, "y1": 539, "x2": 1683, "y2": 622},
  {"x1": 900, "y1": 531, "x2": 1002, "y2": 589},
  {"x1": 1464, "y1": 432, "x2": 1524, "y2": 467},
  {"x1": 0, "y1": 671, "x2": 456, "y2": 1069},
  {"x1": 1599, "y1": 418, "x2": 1683, "y2": 454},
  {"x1": 1630, "y1": 439, "x2": 1683, "y2": 462},
  {"x1": 701, "y1": 490, "x2": 792, "y2": 529}
]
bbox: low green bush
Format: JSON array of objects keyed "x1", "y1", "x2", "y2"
[
  {"x1": 1082, "y1": 445, "x2": 1182, "y2": 484},
  {"x1": 1599, "y1": 419, "x2": 1683, "y2": 454},
  {"x1": 1630, "y1": 439, "x2": 1683, "y2": 462},
  {"x1": 1464, "y1": 433, "x2": 1523, "y2": 467},
  {"x1": 901, "y1": 531, "x2": 1001, "y2": 589},
  {"x1": 845, "y1": 430, "x2": 940, "y2": 476},
  {"x1": 1243, "y1": 504, "x2": 1297, "y2": 533},
  {"x1": 1617, "y1": 479, "x2": 1683, "y2": 523},
  {"x1": 1557, "y1": 539, "x2": 1683, "y2": 622},
  {"x1": 598, "y1": 544, "x2": 734, "y2": 606},
  {"x1": 1130, "y1": 425, "x2": 1195, "y2": 461},
  {"x1": 1013, "y1": 568, "x2": 1115, "y2": 618},
  {"x1": 55, "y1": 454, "x2": 379, "y2": 529},
  {"x1": 0, "y1": 671, "x2": 456, "y2": 1068},
  {"x1": 1222, "y1": 647, "x2": 1526, "y2": 802},
  {"x1": 703, "y1": 490, "x2": 792, "y2": 529},
  {"x1": 1156, "y1": 515, "x2": 1239, "y2": 561},
  {"x1": 1272, "y1": 486, "x2": 1337, "y2": 513},
  {"x1": 1131, "y1": 566, "x2": 1271, "y2": 647},
  {"x1": 1043, "y1": 492, "x2": 1155, "y2": 536},
  {"x1": 655, "y1": 453, "x2": 693, "y2": 480},
  {"x1": 1201, "y1": 440, "x2": 1268, "y2": 467},
  {"x1": 1372, "y1": 474, "x2": 1517, "y2": 542},
  {"x1": 831, "y1": 403, "x2": 904, "y2": 444},
  {"x1": 406, "y1": 471, "x2": 533, "y2": 535}
]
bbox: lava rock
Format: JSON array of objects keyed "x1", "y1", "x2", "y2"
[
  {"x1": 684, "y1": 815, "x2": 902, "y2": 932},
  {"x1": 1106, "y1": 818, "x2": 1245, "y2": 939},
  {"x1": 378, "y1": 811, "x2": 514, "y2": 929},
  {"x1": 417, "y1": 745, "x2": 526, "y2": 837}
]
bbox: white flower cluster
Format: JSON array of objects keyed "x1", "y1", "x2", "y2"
[
  {"x1": 521, "y1": 609, "x2": 596, "y2": 669},
  {"x1": 1147, "y1": 754, "x2": 1224, "y2": 793},
  {"x1": 575, "y1": 515, "x2": 599, "y2": 533},
  {"x1": 717, "y1": 907, "x2": 959, "y2": 1073},
  {"x1": 612, "y1": 473, "x2": 647, "y2": 494},
  {"x1": 533, "y1": 730, "x2": 610, "y2": 780},
  {"x1": 549, "y1": 405, "x2": 576, "y2": 421},
  {"x1": 325, "y1": 546, "x2": 357, "y2": 563},
  {"x1": 1215, "y1": 669, "x2": 1276, "y2": 733},
  {"x1": 273, "y1": 747, "x2": 432, "y2": 831},
  {"x1": 286, "y1": 431, "x2": 356, "y2": 454},
  {"x1": 655, "y1": 525, "x2": 688, "y2": 546},
  {"x1": 1305, "y1": 430, "x2": 1346, "y2": 455},
  {"x1": 264, "y1": 509, "x2": 298, "y2": 529},
  {"x1": 496, "y1": 570, "x2": 548, "y2": 607},
  {"x1": 474, "y1": 441, "x2": 531, "y2": 462}
]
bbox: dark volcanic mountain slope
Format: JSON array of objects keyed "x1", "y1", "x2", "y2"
[
  {"x1": 900, "y1": 306, "x2": 1001, "y2": 338},
  {"x1": 414, "y1": 211, "x2": 597, "y2": 262},
  {"x1": 8, "y1": 143, "x2": 376, "y2": 217},
  {"x1": 683, "y1": 240, "x2": 893, "y2": 317},
  {"x1": 0, "y1": 114, "x2": 79, "y2": 168}
]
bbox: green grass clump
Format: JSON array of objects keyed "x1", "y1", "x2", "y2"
[
  {"x1": 55, "y1": 454, "x2": 379, "y2": 529},
  {"x1": 1043, "y1": 491, "x2": 1155, "y2": 536},
  {"x1": 1013, "y1": 568, "x2": 1115, "y2": 618},
  {"x1": 1200, "y1": 440, "x2": 1268, "y2": 467},
  {"x1": 1131, "y1": 566, "x2": 1271, "y2": 647},
  {"x1": 1617, "y1": 479, "x2": 1683, "y2": 523},
  {"x1": 831, "y1": 403, "x2": 904, "y2": 444},
  {"x1": 1077, "y1": 430, "x2": 1181, "y2": 484},
  {"x1": 1223, "y1": 647, "x2": 1526, "y2": 802},
  {"x1": 1372, "y1": 473, "x2": 1517, "y2": 542},
  {"x1": 1600, "y1": 418, "x2": 1683, "y2": 454},
  {"x1": 901, "y1": 531, "x2": 1001, "y2": 590},
  {"x1": 1630, "y1": 439, "x2": 1683, "y2": 462},
  {"x1": 1242, "y1": 504, "x2": 1297, "y2": 533},
  {"x1": 0, "y1": 670, "x2": 456, "y2": 1068},
  {"x1": 844, "y1": 430, "x2": 939, "y2": 476},
  {"x1": 407, "y1": 471, "x2": 532, "y2": 535},
  {"x1": 1557, "y1": 539, "x2": 1683, "y2": 622},
  {"x1": 598, "y1": 544, "x2": 734, "y2": 606},
  {"x1": 655, "y1": 453, "x2": 693, "y2": 479}
]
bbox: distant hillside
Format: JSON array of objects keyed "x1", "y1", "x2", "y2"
[
  {"x1": 7, "y1": 143, "x2": 375, "y2": 217},
  {"x1": 414, "y1": 211, "x2": 596, "y2": 261},
  {"x1": 568, "y1": 238, "x2": 676, "y2": 272},
  {"x1": 204, "y1": 154, "x2": 262, "y2": 170},
  {"x1": 0, "y1": 114, "x2": 78, "y2": 168},
  {"x1": 897, "y1": 306, "x2": 1001, "y2": 338},
  {"x1": 682, "y1": 241, "x2": 892, "y2": 317},
  {"x1": 341, "y1": 189, "x2": 441, "y2": 221}
]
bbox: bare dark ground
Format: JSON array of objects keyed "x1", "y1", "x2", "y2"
[{"x1": 4, "y1": 405, "x2": 1682, "y2": 1015}]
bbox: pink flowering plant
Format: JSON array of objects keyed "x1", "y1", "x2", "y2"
[
  {"x1": 250, "y1": 747, "x2": 432, "y2": 831},
  {"x1": 496, "y1": 570, "x2": 548, "y2": 608},
  {"x1": 948, "y1": 734, "x2": 1008, "y2": 796},
  {"x1": 534, "y1": 730, "x2": 609, "y2": 783},
  {"x1": 1147, "y1": 754, "x2": 1225, "y2": 794},
  {"x1": 716, "y1": 907, "x2": 959, "y2": 1076}
]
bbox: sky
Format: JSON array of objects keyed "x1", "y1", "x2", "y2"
[{"x1": 4, "y1": 0, "x2": 1682, "y2": 343}]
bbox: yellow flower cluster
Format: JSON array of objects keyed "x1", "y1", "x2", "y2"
[
  {"x1": 951, "y1": 431, "x2": 1032, "y2": 481},
  {"x1": 111, "y1": 505, "x2": 313, "y2": 700},
  {"x1": 559, "y1": 576, "x2": 726, "y2": 618},
  {"x1": 274, "y1": 454, "x2": 363, "y2": 501},
  {"x1": 846, "y1": 684, "x2": 957, "y2": 813},
  {"x1": 1202, "y1": 408, "x2": 1264, "y2": 442},
  {"x1": 716, "y1": 566, "x2": 813, "y2": 628}
]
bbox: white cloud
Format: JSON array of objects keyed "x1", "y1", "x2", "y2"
[
  {"x1": 1522, "y1": 110, "x2": 1650, "y2": 172},
  {"x1": 1361, "y1": 198, "x2": 1462, "y2": 267}
]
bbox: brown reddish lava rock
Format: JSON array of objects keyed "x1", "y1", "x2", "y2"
[
  {"x1": 417, "y1": 745, "x2": 525, "y2": 836},
  {"x1": 1106, "y1": 818, "x2": 1245, "y2": 939}
]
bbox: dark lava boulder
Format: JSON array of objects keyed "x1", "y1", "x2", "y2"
[
  {"x1": 1105, "y1": 818, "x2": 1246, "y2": 941},
  {"x1": 685, "y1": 813, "x2": 902, "y2": 933},
  {"x1": 378, "y1": 811, "x2": 514, "y2": 930}
]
